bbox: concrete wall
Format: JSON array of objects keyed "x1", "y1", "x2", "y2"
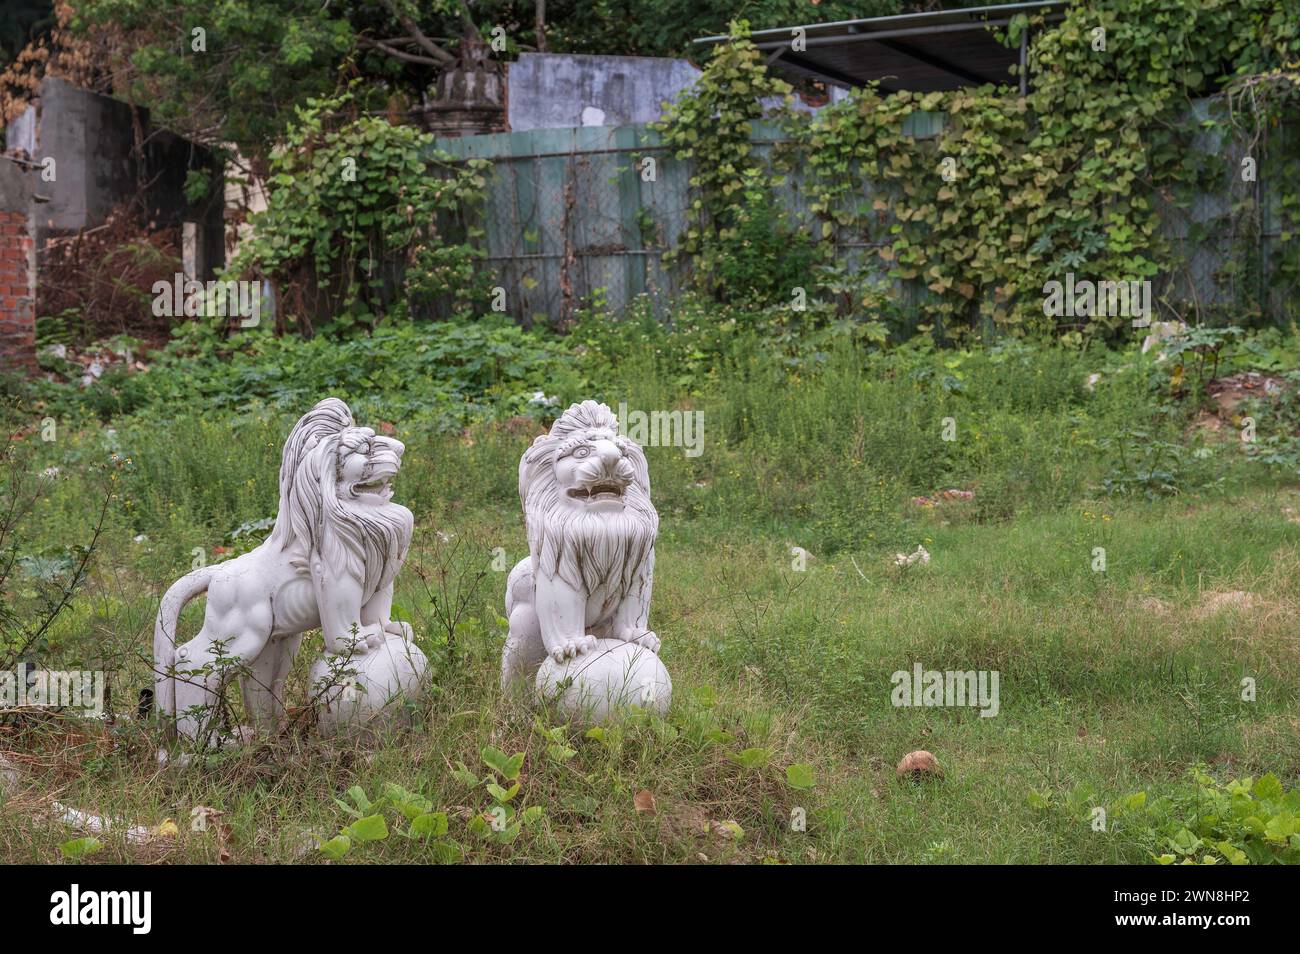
[
  {"x1": 505, "y1": 53, "x2": 848, "y2": 133},
  {"x1": 0, "y1": 160, "x2": 35, "y2": 374},
  {"x1": 507, "y1": 54, "x2": 701, "y2": 131},
  {"x1": 11, "y1": 78, "x2": 224, "y2": 276}
]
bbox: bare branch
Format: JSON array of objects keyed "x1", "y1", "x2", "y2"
[
  {"x1": 359, "y1": 36, "x2": 448, "y2": 67},
  {"x1": 375, "y1": 0, "x2": 457, "y2": 66},
  {"x1": 457, "y1": 0, "x2": 480, "y2": 35}
]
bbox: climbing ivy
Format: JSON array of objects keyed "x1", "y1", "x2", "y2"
[
  {"x1": 231, "y1": 88, "x2": 489, "y2": 337},
  {"x1": 1218, "y1": 67, "x2": 1300, "y2": 323},
  {"x1": 664, "y1": 0, "x2": 1300, "y2": 341},
  {"x1": 655, "y1": 22, "x2": 804, "y2": 302}
]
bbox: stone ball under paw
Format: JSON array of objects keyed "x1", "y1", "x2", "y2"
[
  {"x1": 535, "y1": 638, "x2": 671, "y2": 723},
  {"x1": 310, "y1": 633, "x2": 428, "y2": 737}
]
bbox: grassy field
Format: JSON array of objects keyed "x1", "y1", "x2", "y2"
[{"x1": 2, "y1": 332, "x2": 1298, "y2": 863}]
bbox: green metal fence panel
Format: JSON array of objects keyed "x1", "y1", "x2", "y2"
[{"x1": 431, "y1": 102, "x2": 1285, "y2": 327}]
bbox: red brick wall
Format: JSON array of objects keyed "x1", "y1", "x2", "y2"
[{"x1": 0, "y1": 210, "x2": 35, "y2": 375}]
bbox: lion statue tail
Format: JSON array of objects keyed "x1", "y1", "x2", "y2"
[{"x1": 153, "y1": 565, "x2": 217, "y2": 718}]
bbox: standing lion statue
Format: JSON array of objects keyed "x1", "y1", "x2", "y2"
[
  {"x1": 153, "y1": 398, "x2": 415, "y2": 743},
  {"x1": 501, "y1": 400, "x2": 660, "y2": 688}
]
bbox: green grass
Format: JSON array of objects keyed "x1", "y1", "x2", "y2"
[
  {"x1": 2, "y1": 330, "x2": 1298, "y2": 863},
  {"x1": 3, "y1": 491, "x2": 1298, "y2": 863}
]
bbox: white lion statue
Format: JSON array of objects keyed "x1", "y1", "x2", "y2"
[
  {"x1": 153, "y1": 398, "x2": 418, "y2": 743},
  {"x1": 501, "y1": 400, "x2": 660, "y2": 689}
]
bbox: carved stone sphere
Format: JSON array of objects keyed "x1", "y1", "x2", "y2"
[
  {"x1": 311, "y1": 634, "x2": 428, "y2": 737},
  {"x1": 535, "y1": 638, "x2": 671, "y2": 723}
]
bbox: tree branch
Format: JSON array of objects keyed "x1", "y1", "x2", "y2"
[
  {"x1": 375, "y1": 0, "x2": 457, "y2": 66},
  {"x1": 359, "y1": 35, "x2": 449, "y2": 67},
  {"x1": 457, "y1": 0, "x2": 480, "y2": 35}
]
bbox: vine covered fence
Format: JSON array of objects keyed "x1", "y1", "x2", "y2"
[{"x1": 431, "y1": 104, "x2": 1290, "y2": 331}]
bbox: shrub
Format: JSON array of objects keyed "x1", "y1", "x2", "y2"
[
  {"x1": 230, "y1": 88, "x2": 489, "y2": 336},
  {"x1": 19, "y1": 318, "x2": 583, "y2": 429},
  {"x1": 1130, "y1": 766, "x2": 1300, "y2": 865}
]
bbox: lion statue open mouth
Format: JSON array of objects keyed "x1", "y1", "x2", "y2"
[
  {"x1": 501, "y1": 400, "x2": 660, "y2": 688},
  {"x1": 153, "y1": 398, "x2": 415, "y2": 744}
]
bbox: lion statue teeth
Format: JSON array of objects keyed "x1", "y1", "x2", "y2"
[
  {"x1": 153, "y1": 398, "x2": 417, "y2": 744},
  {"x1": 501, "y1": 400, "x2": 661, "y2": 688}
]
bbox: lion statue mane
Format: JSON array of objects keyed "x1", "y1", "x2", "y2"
[
  {"x1": 153, "y1": 397, "x2": 414, "y2": 742},
  {"x1": 501, "y1": 400, "x2": 660, "y2": 688}
]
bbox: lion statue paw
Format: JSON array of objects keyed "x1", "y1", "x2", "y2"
[
  {"x1": 551, "y1": 635, "x2": 599, "y2": 662},
  {"x1": 385, "y1": 620, "x2": 415, "y2": 642},
  {"x1": 622, "y1": 630, "x2": 660, "y2": 653}
]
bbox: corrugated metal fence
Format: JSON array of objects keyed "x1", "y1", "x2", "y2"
[
  {"x1": 432, "y1": 125, "x2": 686, "y2": 326},
  {"x1": 430, "y1": 106, "x2": 1288, "y2": 328}
]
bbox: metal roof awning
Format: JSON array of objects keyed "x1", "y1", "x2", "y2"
[{"x1": 694, "y1": 1, "x2": 1068, "y2": 93}]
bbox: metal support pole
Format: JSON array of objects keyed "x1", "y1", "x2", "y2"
[{"x1": 1019, "y1": 27, "x2": 1028, "y2": 98}]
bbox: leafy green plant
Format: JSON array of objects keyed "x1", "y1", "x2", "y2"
[
  {"x1": 1132, "y1": 766, "x2": 1300, "y2": 865},
  {"x1": 655, "y1": 22, "x2": 796, "y2": 301},
  {"x1": 451, "y1": 746, "x2": 545, "y2": 846},
  {"x1": 63, "y1": 317, "x2": 582, "y2": 427},
  {"x1": 1158, "y1": 325, "x2": 1245, "y2": 394},
  {"x1": 1030, "y1": 766, "x2": 1300, "y2": 865},
  {"x1": 1240, "y1": 369, "x2": 1300, "y2": 477},
  {"x1": 534, "y1": 717, "x2": 578, "y2": 763},
  {"x1": 727, "y1": 746, "x2": 772, "y2": 770},
  {"x1": 58, "y1": 836, "x2": 103, "y2": 860},
  {"x1": 1100, "y1": 429, "x2": 1189, "y2": 499},
  {"x1": 785, "y1": 763, "x2": 816, "y2": 790},
  {"x1": 708, "y1": 169, "x2": 818, "y2": 308},
  {"x1": 319, "y1": 782, "x2": 461, "y2": 863},
  {"x1": 231, "y1": 88, "x2": 489, "y2": 336}
]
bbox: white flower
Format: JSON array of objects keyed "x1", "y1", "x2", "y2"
[
  {"x1": 528, "y1": 391, "x2": 554, "y2": 406},
  {"x1": 133, "y1": 534, "x2": 148, "y2": 543},
  {"x1": 41, "y1": 466, "x2": 60, "y2": 479}
]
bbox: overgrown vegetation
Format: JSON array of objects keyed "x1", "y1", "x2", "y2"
[
  {"x1": 16, "y1": 317, "x2": 580, "y2": 427},
  {"x1": 230, "y1": 89, "x2": 490, "y2": 335},
  {"x1": 2, "y1": 0, "x2": 1299, "y2": 866},
  {"x1": 4, "y1": 310, "x2": 1300, "y2": 862},
  {"x1": 660, "y1": 3, "x2": 1300, "y2": 339}
]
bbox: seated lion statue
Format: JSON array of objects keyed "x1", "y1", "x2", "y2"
[
  {"x1": 153, "y1": 398, "x2": 414, "y2": 743},
  {"x1": 501, "y1": 400, "x2": 660, "y2": 688}
]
